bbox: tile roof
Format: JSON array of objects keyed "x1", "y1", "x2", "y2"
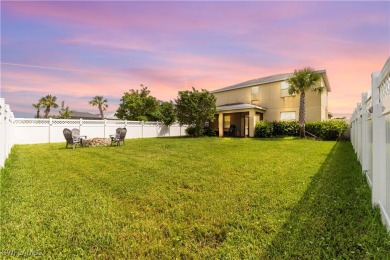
[
  {"x1": 217, "y1": 103, "x2": 268, "y2": 112},
  {"x1": 211, "y1": 70, "x2": 329, "y2": 94}
]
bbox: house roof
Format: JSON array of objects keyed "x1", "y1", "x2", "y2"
[
  {"x1": 211, "y1": 70, "x2": 331, "y2": 94},
  {"x1": 217, "y1": 103, "x2": 268, "y2": 112},
  {"x1": 104, "y1": 112, "x2": 119, "y2": 120},
  {"x1": 70, "y1": 111, "x2": 101, "y2": 119}
]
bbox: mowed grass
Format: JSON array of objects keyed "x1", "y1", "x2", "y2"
[{"x1": 1, "y1": 138, "x2": 389, "y2": 259}]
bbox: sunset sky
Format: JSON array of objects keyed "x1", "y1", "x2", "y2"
[{"x1": 1, "y1": 1, "x2": 389, "y2": 118}]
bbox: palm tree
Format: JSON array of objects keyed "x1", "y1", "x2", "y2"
[
  {"x1": 32, "y1": 102, "x2": 42, "y2": 118},
  {"x1": 58, "y1": 100, "x2": 73, "y2": 119},
  {"x1": 39, "y1": 94, "x2": 59, "y2": 118},
  {"x1": 89, "y1": 96, "x2": 108, "y2": 119},
  {"x1": 287, "y1": 67, "x2": 323, "y2": 138}
]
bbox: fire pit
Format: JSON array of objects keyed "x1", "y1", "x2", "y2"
[{"x1": 82, "y1": 138, "x2": 111, "y2": 147}]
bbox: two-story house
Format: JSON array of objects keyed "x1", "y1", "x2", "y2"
[{"x1": 210, "y1": 70, "x2": 331, "y2": 137}]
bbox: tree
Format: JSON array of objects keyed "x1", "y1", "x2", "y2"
[
  {"x1": 287, "y1": 67, "x2": 323, "y2": 138},
  {"x1": 32, "y1": 102, "x2": 42, "y2": 118},
  {"x1": 89, "y1": 96, "x2": 108, "y2": 119},
  {"x1": 175, "y1": 87, "x2": 216, "y2": 137},
  {"x1": 39, "y1": 94, "x2": 59, "y2": 118},
  {"x1": 58, "y1": 100, "x2": 73, "y2": 119},
  {"x1": 157, "y1": 101, "x2": 176, "y2": 126},
  {"x1": 115, "y1": 85, "x2": 159, "y2": 121}
]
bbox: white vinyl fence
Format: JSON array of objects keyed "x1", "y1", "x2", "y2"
[
  {"x1": 0, "y1": 98, "x2": 15, "y2": 168},
  {"x1": 351, "y1": 56, "x2": 390, "y2": 231},
  {"x1": 0, "y1": 97, "x2": 187, "y2": 168}
]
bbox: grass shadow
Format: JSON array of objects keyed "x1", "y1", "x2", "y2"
[{"x1": 261, "y1": 141, "x2": 390, "y2": 259}]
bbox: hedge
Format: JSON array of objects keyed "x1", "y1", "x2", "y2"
[{"x1": 254, "y1": 120, "x2": 349, "y2": 140}]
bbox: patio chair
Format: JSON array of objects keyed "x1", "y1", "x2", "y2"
[
  {"x1": 71, "y1": 128, "x2": 87, "y2": 146},
  {"x1": 110, "y1": 128, "x2": 127, "y2": 146},
  {"x1": 228, "y1": 124, "x2": 236, "y2": 137},
  {"x1": 63, "y1": 128, "x2": 81, "y2": 149}
]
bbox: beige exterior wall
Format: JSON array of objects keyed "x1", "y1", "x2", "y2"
[
  {"x1": 213, "y1": 76, "x2": 328, "y2": 123},
  {"x1": 215, "y1": 88, "x2": 251, "y2": 106}
]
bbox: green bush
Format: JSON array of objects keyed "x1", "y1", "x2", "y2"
[
  {"x1": 185, "y1": 125, "x2": 208, "y2": 137},
  {"x1": 185, "y1": 126, "x2": 197, "y2": 137},
  {"x1": 255, "y1": 121, "x2": 273, "y2": 137},
  {"x1": 254, "y1": 120, "x2": 348, "y2": 140},
  {"x1": 272, "y1": 121, "x2": 299, "y2": 136},
  {"x1": 203, "y1": 127, "x2": 216, "y2": 137},
  {"x1": 306, "y1": 120, "x2": 349, "y2": 140}
]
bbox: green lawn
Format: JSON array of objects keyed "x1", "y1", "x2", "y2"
[{"x1": 1, "y1": 138, "x2": 389, "y2": 259}]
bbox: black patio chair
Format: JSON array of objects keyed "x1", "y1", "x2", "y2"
[
  {"x1": 228, "y1": 124, "x2": 236, "y2": 137},
  {"x1": 63, "y1": 128, "x2": 81, "y2": 149},
  {"x1": 110, "y1": 128, "x2": 127, "y2": 146}
]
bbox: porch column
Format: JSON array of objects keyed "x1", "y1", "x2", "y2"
[
  {"x1": 249, "y1": 109, "x2": 256, "y2": 137},
  {"x1": 218, "y1": 112, "x2": 224, "y2": 137}
]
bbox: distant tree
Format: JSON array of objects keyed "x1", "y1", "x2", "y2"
[
  {"x1": 89, "y1": 96, "x2": 108, "y2": 119},
  {"x1": 116, "y1": 85, "x2": 159, "y2": 121},
  {"x1": 157, "y1": 101, "x2": 176, "y2": 126},
  {"x1": 32, "y1": 102, "x2": 43, "y2": 118},
  {"x1": 58, "y1": 100, "x2": 73, "y2": 119},
  {"x1": 287, "y1": 67, "x2": 323, "y2": 138},
  {"x1": 328, "y1": 112, "x2": 333, "y2": 119},
  {"x1": 175, "y1": 87, "x2": 216, "y2": 137},
  {"x1": 39, "y1": 94, "x2": 59, "y2": 118}
]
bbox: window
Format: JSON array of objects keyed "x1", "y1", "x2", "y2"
[
  {"x1": 280, "y1": 111, "x2": 296, "y2": 121},
  {"x1": 224, "y1": 115, "x2": 231, "y2": 128},
  {"x1": 281, "y1": 81, "x2": 291, "y2": 97},
  {"x1": 251, "y1": 86, "x2": 259, "y2": 101}
]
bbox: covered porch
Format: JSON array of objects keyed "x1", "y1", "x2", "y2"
[{"x1": 210, "y1": 103, "x2": 267, "y2": 137}]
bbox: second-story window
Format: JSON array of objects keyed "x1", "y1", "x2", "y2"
[
  {"x1": 251, "y1": 86, "x2": 259, "y2": 101},
  {"x1": 281, "y1": 81, "x2": 291, "y2": 97}
]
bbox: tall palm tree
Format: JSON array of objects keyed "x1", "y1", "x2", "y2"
[
  {"x1": 32, "y1": 102, "x2": 42, "y2": 118},
  {"x1": 39, "y1": 94, "x2": 59, "y2": 118},
  {"x1": 287, "y1": 67, "x2": 323, "y2": 138},
  {"x1": 89, "y1": 96, "x2": 108, "y2": 119}
]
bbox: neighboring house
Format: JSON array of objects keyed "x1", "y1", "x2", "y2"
[
  {"x1": 104, "y1": 112, "x2": 119, "y2": 120},
  {"x1": 70, "y1": 111, "x2": 101, "y2": 120},
  {"x1": 70, "y1": 111, "x2": 120, "y2": 120},
  {"x1": 210, "y1": 70, "x2": 331, "y2": 137}
]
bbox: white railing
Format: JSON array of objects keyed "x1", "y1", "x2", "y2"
[
  {"x1": 0, "y1": 97, "x2": 187, "y2": 167},
  {"x1": 351, "y1": 56, "x2": 390, "y2": 231}
]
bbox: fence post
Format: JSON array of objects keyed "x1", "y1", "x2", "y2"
[
  {"x1": 356, "y1": 103, "x2": 362, "y2": 162},
  {"x1": 5, "y1": 105, "x2": 11, "y2": 155},
  {"x1": 371, "y1": 71, "x2": 383, "y2": 205},
  {"x1": 104, "y1": 119, "x2": 107, "y2": 138},
  {"x1": 0, "y1": 98, "x2": 5, "y2": 168},
  {"x1": 361, "y1": 93, "x2": 368, "y2": 173},
  {"x1": 79, "y1": 118, "x2": 83, "y2": 134},
  {"x1": 49, "y1": 117, "x2": 52, "y2": 143}
]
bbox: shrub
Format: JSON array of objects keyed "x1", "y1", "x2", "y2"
[
  {"x1": 254, "y1": 120, "x2": 349, "y2": 140},
  {"x1": 272, "y1": 121, "x2": 299, "y2": 136},
  {"x1": 306, "y1": 120, "x2": 349, "y2": 140},
  {"x1": 203, "y1": 127, "x2": 216, "y2": 137},
  {"x1": 255, "y1": 121, "x2": 273, "y2": 137},
  {"x1": 185, "y1": 125, "x2": 207, "y2": 137}
]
